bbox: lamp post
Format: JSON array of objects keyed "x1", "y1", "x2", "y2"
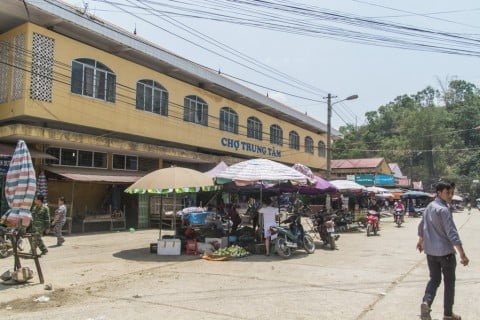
[{"x1": 326, "y1": 94, "x2": 358, "y2": 179}]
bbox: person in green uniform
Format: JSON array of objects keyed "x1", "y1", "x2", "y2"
[{"x1": 30, "y1": 194, "x2": 50, "y2": 255}]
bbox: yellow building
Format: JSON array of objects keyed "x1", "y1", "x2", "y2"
[{"x1": 0, "y1": 0, "x2": 338, "y2": 231}]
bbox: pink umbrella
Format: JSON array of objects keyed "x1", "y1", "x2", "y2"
[{"x1": 2, "y1": 140, "x2": 37, "y2": 227}]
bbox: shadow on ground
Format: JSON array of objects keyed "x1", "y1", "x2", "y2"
[{"x1": 112, "y1": 247, "x2": 199, "y2": 263}]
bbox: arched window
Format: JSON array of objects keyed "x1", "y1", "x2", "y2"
[
  {"x1": 289, "y1": 131, "x2": 299, "y2": 150},
  {"x1": 318, "y1": 141, "x2": 326, "y2": 157},
  {"x1": 305, "y1": 136, "x2": 314, "y2": 154},
  {"x1": 270, "y1": 124, "x2": 283, "y2": 146},
  {"x1": 136, "y1": 79, "x2": 168, "y2": 116},
  {"x1": 71, "y1": 58, "x2": 116, "y2": 102},
  {"x1": 183, "y1": 95, "x2": 208, "y2": 126},
  {"x1": 219, "y1": 107, "x2": 238, "y2": 134},
  {"x1": 247, "y1": 116, "x2": 262, "y2": 140}
]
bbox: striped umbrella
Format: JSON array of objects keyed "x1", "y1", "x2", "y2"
[
  {"x1": 215, "y1": 159, "x2": 309, "y2": 184},
  {"x1": 3, "y1": 140, "x2": 37, "y2": 227},
  {"x1": 37, "y1": 170, "x2": 48, "y2": 204}
]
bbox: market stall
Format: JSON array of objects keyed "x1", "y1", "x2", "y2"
[{"x1": 125, "y1": 166, "x2": 219, "y2": 255}]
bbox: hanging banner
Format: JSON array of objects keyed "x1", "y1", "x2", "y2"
[{"x1": 0, "y1": 156, "x2": 11, "y2": 174}]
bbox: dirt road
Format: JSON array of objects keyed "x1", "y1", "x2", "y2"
[{"x1": 1, "y1": 210, "x2": 478, "y2": 320}]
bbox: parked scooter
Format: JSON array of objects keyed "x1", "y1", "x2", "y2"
[
  {"x1": 366, "y1": 210, "x2": 380, "y2": 236},
  {"x1": 0, "y1": 226, "x2": 24, "y2": 258},
  {"x1": 270, "y1": 213, "x2": 315, "y2": 258},
  {"x1": 393, "y1": 209, "x2": 404, "y2": 227},
  {"x1": 311, "y1": 211, "x2": 340, "y2": 250}
]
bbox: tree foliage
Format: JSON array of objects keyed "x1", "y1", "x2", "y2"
[{"x1": 332, "y1": 80, "x2": 480, "y2": 195}]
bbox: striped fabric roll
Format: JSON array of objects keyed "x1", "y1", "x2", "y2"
[{"x1": 2, "y1": 140, "x2": 37, "y2": 227}]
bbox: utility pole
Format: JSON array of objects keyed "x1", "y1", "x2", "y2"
[
  {"x1": 326, "y1": 93, "x2": 332, "y2": 179},
  {"x1": 324, "y1": 94, "x2": 358, "y2": 180}
]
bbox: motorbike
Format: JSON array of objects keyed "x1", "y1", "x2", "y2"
[
  {"x1": 332, "y1": 210, "x2": 353, "y2": 233},
  {"x1": 0, "y1": 226, "x2": 24, "y2": 258},
  {"x1": 393, "y1": 209, "x2": 404, "y2": 227},
  {"x1": 311, "y1": 211, "x2": 339, "y2": 250},
  {"x1": 270, "y1": 213, "x2": 315, "y2": 258},
  {"x1": 366, "y1": 210, "x2": 379, "y2": 236}
]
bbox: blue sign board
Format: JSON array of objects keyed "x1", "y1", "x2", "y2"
[
  {"x1": 220, "y1": 137, "x2": 282, "y2": 157},
  {"x1": 355, "y1": 174, "x2": 375, "y2": 185},
  {"x1": 355, "y1": 174, "x2": 395, "y2": 186},
  {"x1": 374, "y1": 174, "x2": 396, "y2": 186}
]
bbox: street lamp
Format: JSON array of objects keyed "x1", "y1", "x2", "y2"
[{"x1": 326, "y1": 93, "x2": 358, "y2": 179}]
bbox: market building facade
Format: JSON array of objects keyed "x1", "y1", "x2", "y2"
[{"x1": 0, "y1": 0, "x2": 337, "y2": 232}]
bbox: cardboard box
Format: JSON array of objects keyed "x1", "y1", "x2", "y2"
[
  {"x1": 205, "y1": 237, "x2": 228, "y2": 248},
  {"x1": 157, "y1": 239, "x2": 181, "y2": 255}
]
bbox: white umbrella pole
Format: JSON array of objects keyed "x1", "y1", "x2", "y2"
[
  {"x1": 159, "y1": 194, "x2": 163, "y2": 240},
  {"x1": 173, "y1": 193, "x2": 177, "y2": 238}
]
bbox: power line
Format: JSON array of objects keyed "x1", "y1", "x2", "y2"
[
  {"x1": 351, "y1": 0, "x2": 480, "y2": 30},
  {"x1": 1, "y1": 45, "x2": 329, "y2": 152}
]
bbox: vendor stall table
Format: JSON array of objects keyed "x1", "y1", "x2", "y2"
[{"x1": 81, "y1": 216, "x2": 126, "y2": 233}]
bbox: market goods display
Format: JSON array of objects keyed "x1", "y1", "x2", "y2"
[
  {"x1": 213, "y1": 245, "x2": 250, "y2": 258},
  {"x1": 202, "y1": 245, "x2": 250, "y2": 261}
]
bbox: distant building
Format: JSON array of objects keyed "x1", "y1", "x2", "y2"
[
  {"x1": 331, "y1": 157, "x2": 395, "y2": 186},
  {"x1": 389, "y1": 163, "x2": 410, "y2": 187},
  {"x1": 332, "y1": 158, "x2": 392, "y2": 176}
]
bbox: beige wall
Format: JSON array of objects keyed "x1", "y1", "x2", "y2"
[{"x1": 1, "y1": 23, "x2": 327, "y2": 170}]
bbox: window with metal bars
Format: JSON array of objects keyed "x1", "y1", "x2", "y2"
[{"x1": 71, "y1": 58, "x2": 116, "y2": 102}]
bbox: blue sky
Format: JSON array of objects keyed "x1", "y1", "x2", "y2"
[{"x1": 64, "y1": 0, "x2": 480, "y2": 129}]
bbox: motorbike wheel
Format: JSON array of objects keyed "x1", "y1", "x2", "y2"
[
  {"x1": 396, "y1": 218, "x2": 402, "y2": 228},
  {"x1": 302, "y1": 235, "x2": 315, "y2": 254},
  {"x1": 17, "y1": 238, "x2": 24, "y2": 251},
  {"x1": 0, "y1": 240, "x2": 9, "y2": 258},
  {"x1": 366, "y1": 224, "x2": 372, "y2": 237},
  {"x1": 275, "y1": 238, "x2": 292, "y2": 259},
  {"x1": 329, "y1": 234, "x2": 336, "y2": 250},
  {"x1": 374, "y1": 225, "x2": 378, "y2": 236}
]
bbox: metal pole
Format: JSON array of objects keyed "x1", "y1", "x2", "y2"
[{"x1": 327, "y1": 93, "x2": 332, "y2": 179}]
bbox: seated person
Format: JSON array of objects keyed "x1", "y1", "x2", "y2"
[{"x1": 226, "y1": 203, "x2": 241, "y2": 232}]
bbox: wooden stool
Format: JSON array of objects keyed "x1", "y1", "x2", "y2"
[{"x1": 7, "y1": 231, "x2": 44, "y2": 284}]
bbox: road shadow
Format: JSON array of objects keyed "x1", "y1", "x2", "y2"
[{"x1": 112, "y1": 247, "x2": 198, "y2": 263}]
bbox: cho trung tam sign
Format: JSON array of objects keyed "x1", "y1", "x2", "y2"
[{"x1": 221, "y1": 138, "x2": 281, "y2": 158}]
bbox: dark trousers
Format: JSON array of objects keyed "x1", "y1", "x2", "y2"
[{"x1": 423, "y1": 254, "x2": 457, "y2": 316}]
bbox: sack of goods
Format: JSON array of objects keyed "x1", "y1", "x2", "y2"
[{"x1": 11, "y1": 267, "x2": 34, "y2": 283}]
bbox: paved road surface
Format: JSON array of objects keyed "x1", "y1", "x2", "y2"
[{"x1": 0, "y1": 210, "x2": 478, "y2": 320}]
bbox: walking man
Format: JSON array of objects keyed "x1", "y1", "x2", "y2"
[
  {"x1": 30, "y1": 194, "x2": 50, "y2": 256},
  {"x1": 417, "y1": 181, "x2": 469, "y2": 320},
  {"x1": 52, "y1": 196, "x2": 67, "y2": 246}
]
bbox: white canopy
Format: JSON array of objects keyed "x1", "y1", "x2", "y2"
[
  {"x1": 204, "y1": 161, "x2": 229, "y2": 177},
  {"x1": 330, "y1": 180, "x2": 366, "y2": 191},
  {"x1": 452, "y1": 195, "x2": 463, "y2": 202},
  {"x1": 215, "y1": 158, "x2": 309, "y2": 183}
]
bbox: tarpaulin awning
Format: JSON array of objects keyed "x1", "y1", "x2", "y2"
[{"x1": 45, "y1": 167, "x2": 143, "y2": 183}]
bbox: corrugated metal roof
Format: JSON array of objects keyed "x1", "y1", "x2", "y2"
[{"x1": 331, "y1": 158, "x2": 385, "y2": 169}]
